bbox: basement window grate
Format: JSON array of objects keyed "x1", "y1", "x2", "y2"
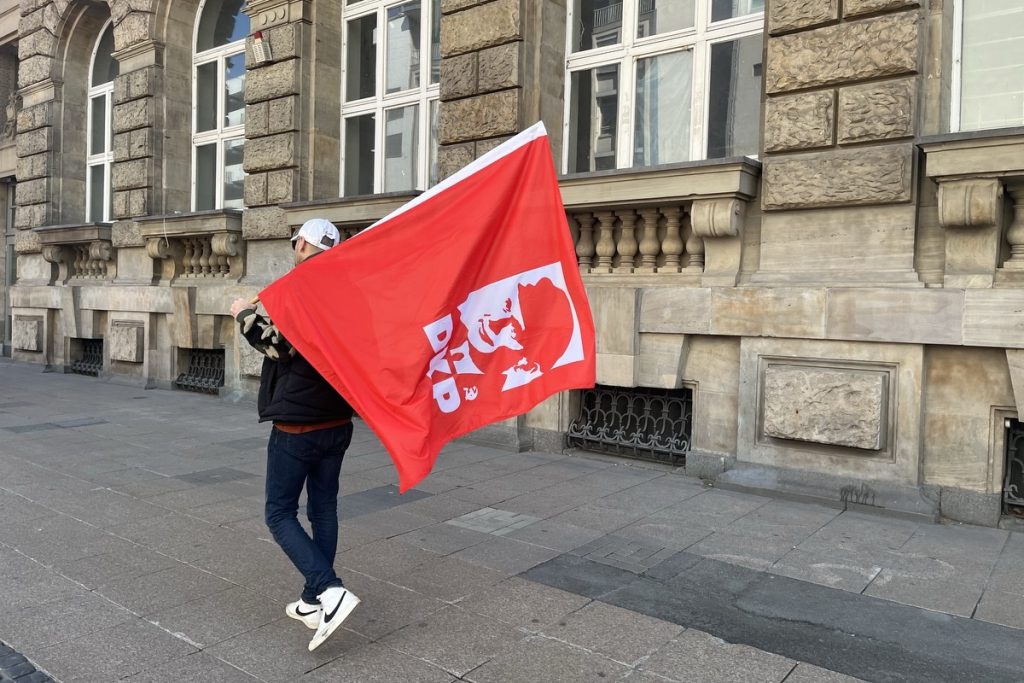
[
  {"x1": 1004, "y1": 418, "x2": 1024, "y2": 517},
  {"x1": 567, "y1": 384, "x2": 692, "y2": 465},
  {"x1": 69, "y1": 338, "x2": 103, "y2": 376},
  {"x1": 175, "y1": 349, "x2": 225, "y2": 394}
]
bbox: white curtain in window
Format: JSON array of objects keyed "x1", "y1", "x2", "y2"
[{"x1": 960, "y1": 0, "x2": 1024, "y2": 131}]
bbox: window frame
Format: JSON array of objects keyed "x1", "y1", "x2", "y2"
[
  {"x1": 563, "y1": 0, "x2": 764, "y2": 173},
  {"x1": 340, "y1": 0, "x2": 441, "y2": 196},
  {"x1": 191, "y1": 0, "x2": 247, "y2": 212},
  {"x1": 86, "y1": 19, "x2": 116, "y2": 224}
]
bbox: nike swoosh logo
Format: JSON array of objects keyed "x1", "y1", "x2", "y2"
[
  {"x1": 323, "y1": 592, "x2": 346, "y2": 623},
  {"x1": 296, "y1": 607, "x2": 318, "y2": 616}
]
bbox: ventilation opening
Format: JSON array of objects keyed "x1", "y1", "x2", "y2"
[
  {"x1": 69, "y1": 338, "x2": 103, "y2": 376},
  {"x1": 174, "y1": 348, "x2": 225, "y2": 395},
  {"x1": 568, "y1": 384, "x2": 693, "y2": 465},
  {"x1": 1004, "y1": 418, "x2": 1024, "y2": 518}
]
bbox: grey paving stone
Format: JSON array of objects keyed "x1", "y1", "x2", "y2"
[
  {"x1": 615, "y1": 514, "x2": 715, "y2": 549},
  {"x1": 175, "y1": 467, "x2": 257, "y2": 485},
  {"x1": 0, "y1": 515, "x2": 126, "y2": 566},
  {"x1": 392, "y1": 520, "x2": 493, "y2": 555},
  {"x1": 57, "y1": 545, "x2": 181, "y2": 590},
  {"x1": 656, "y1": 490, "x2": 773, "y2": 531},
  {"x1": 53, "y1": 417, "x2": 109, "y2": 428},
  {"x1": 521, "y1": 554, "x2": 637, "y2": 600},
  {"x1": 639, "y1": 629, "x2": 796, "y2": 683},
  {"x1": 32, "y1": 617, "x2": 197, "y2": 682},
  {"x1": 338, "y1": 484, "x2": 432, "y2": 518},
  {"x1": 496, "y1": 487, "x2": 593, "y2": 518},
  {"x1": 457, "y1": 576, "x2": 591, "y2": 632},
  {"x1": 446, "y1": 507, "x2": 542, "y2": 535},
  {"x1": 767, "y1": 549, "x2": 881, "y2": 593},
  {"x1": 331, "y1": 574, "x2": 447, "y2": 640},
  {"x1": 570, "y1": 535, "x2": 680, "y2": 574},
  {"x1": 107, "y1": 512, "x2": 241, "y2": 563},
  {"x1": 217, "y1": 437, "x2": 268, "y2": 451},
  {"x1": 299, "y1": 642, "x2": 456, "y2": 682},
  {"x1": 380, "y1": 605, "x2": 527, "y2": 677},
  {"x1": 784, "y1": 663, "x2": 867, "y2": 682},
  {"x1": 550, "y1": 503, "x2": 649, "y2": 532},
  {"x1": 123, "y1": 651, "x2": 261, "y2": 682},
  {"x1": 863, "y1": 571, "x2": 985, "y2": 617},
  {"x1": 973, "y1": 589, "x2": 1024, "y2": 630},
  {"x1": 448, "y1": 482, "x2": 527, "y2": 506},
  {"x1": 465, "y1": 634, "x2": 632, "y2": 683},
  {"x1": 46, "y1": 489, "x2": 171, "y2": 529},
  {"x1": 186, "y1": 498, "x2": 263, "y2": 525},
  {"x1": 642, "y1": 550, "x2": 703, "y2": 581},
  {"x1": 453, "y1": 536, "x2": 562, "y2": 575},
  {"x1": 504, "y1": 518, "x2": 606, "y2": 552},
  {"x1": 796, "y1": 510, "x2": 921, "y2": 560},
  {"x1": 567, "y1": 465, "x2": 666, "y2": 494},
  {"x1": 541, "y1": 600, "x2": 684, "y2": 666},
  {"x1": 147, "y1": 587, "x2": 282, "y2": 649},
  {"x1": 343, "y1": 507, "x2": 435, "y2": 538},
  {"x1": 388, "y1": 493, "x2": 481, "y2": 522},
  {"x1": 337, "y1": 538, "x2": 443, "y2": 580},
  {"x1": 597, "y1": 475, "x2": 706, "y2": 513},
  {"x1": 2, "y1": 591, "x2": 134, "y2": 651},
  {"x1": 389, "y1": 554, "x2": 509, "y2": 603},
  {"x1": 96, "y1": 564, "x2": 237, "y2": 616},
  {"x1": 3, "y1": 423, "x2": 61, "y2": 433},
  {"x1": 688, "y1": 531, "x2": 801, "y2": 571}
]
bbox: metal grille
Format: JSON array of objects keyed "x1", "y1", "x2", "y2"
[
  {"x1": 69, "y1": 339, "x2": 103, "y2": 376},
  {"x1": 1004, "y1": 419, "x2": 1024, "y2": 515},
  {"x1": 174, "y1": 349, "x2": 225, "y2": 394},
  {"x1": 568, "y1": 385, "x2": 692, "y2": 464}
]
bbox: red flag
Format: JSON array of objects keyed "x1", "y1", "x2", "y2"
[{"x1": 258, "y1": 122, "x2": 596, "y2": 491}]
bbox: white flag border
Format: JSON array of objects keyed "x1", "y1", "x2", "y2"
[{"x1": 356, "y1": 121, "x2": 549, "y2": 236}]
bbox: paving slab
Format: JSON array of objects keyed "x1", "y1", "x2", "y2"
[
  {"x1": 147, "y1": 586, "x2": 282, "y2": 649},
  {"x1": 973, "y1": 589, "x2": 1024, "y2": 630},
  {"x1": 452, "y1": 535, "x2": 562, "y2": 575},
  {"x1": 96, "y1": 564, "x2": 238, "y2": 616},
  {"x1": 639, "y1": 629, "x2": 796, "y2": 683},
  {"x1": 2, "y1": 592, "x2": 134, "y2": 651},
  {"x1": 456, "y1": 576, "x2": 591, "y2": 632},
  {"x1": 464, "y1": 634, "x2": 632, "y2": 683},
  {"x1": 863, "y1": 571, "x2": 985, "y2": 617},
  {"x1": 123, "y1": 651, "x2": 261, "y2": 682},
  {"x1": 298, "y1": 642, "x2": 456, "y2": 682},
  {"x1": 539, "y1": 600, "x2": 684, "y2": 666}
]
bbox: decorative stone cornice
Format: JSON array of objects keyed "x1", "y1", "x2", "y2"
[{"x1": 245, "y1": 0, "x2": 312, "y2": 30}]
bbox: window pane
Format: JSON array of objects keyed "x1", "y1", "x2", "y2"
[
  {"x1": 344, "y1": 114, "x2": 376, "y2": 196},
  {"x1": 568, "y1": 65, "x2": 619, "y2": 172},
  {"x1": 707, "y1": 35, "x2": 763, "y2": 158},
  {"x1": 384, "y1": 105, "x2": 418, "y2": 192},
  {"x1": 346, "y1": 14, "x2": 378, "y2": 101},
  {"x1": 90, "y1": 96, "x2": 106, "y2": 156},
  {"x1": 711, "y1": 0, "x2": 765, "y2": 22},
  {"x1": 91, "y1": 23, "x2": 119, "y2": 87},
  {"x1": 195, "y1": 143, "x2": 217, "y2": 210},
  {"x1": 196, "y1": 61, "x2": 218, "y2": 133},
  {"x1": 960, "y1": 2, "x2": 1024, "y2": 131},
  {"x1": 88, "y1": 165, "x2": 106, "y2": 223},
  {"x1": 196, "y1": 0, "x2": 249, "y2": 52},
  {"x1": 428, "y1": 99, "x2": 439, "y2": 186},
  {"x1": 224, "y1": 54, "x2": 245, "y2": 128},
  {"x1": 386, "y1": 1, "x2": 422, "y2": 94},
  {"x1": 431, "y1": 0, "x2": 441, "y2": 84},
  {"x1": 572, "y1": 0, "x2": 623, "y2": 53},
  {"x1": 223, "y1": 138, "x2": 245, "y2": 209},
  {"x1": 637, "y1": 0, "x2": 694, "y2": 39},
  {"x1": 634, "y1": 50, "x2": 692, "y2": 166}
]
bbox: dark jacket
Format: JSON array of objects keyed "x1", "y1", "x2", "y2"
[{"x1": 236, "y1": 309, "x2": 353, "y2": 424}]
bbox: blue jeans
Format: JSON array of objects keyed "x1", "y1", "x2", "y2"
[{"x1": 264, "y1": 423, "x2": 353, "y2": 603}]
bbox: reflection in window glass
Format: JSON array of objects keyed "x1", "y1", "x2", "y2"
[
  {"x1": 89, "y1": 166, "x2": 105, "y2": 223},
  {"x1": 90, "y1": 97, "x2": 106, "y2": 156},
  {"x1": 195, "y1": 144, "x2": 217, "y2": 211},
  {"x1": 429, "y1": 100, "x2": 439, "y2": 186},
  {"x1": 707, "y1": 35, "x2": 762, "y2": 158},
  {"x1": 634, "y1": 50, "x2": 692, "y2": 166},
  {"x1": 91, "y1": 24, "x2": 119, "y2": 87},
  {"x1": 223, "y1": 139, "x2": 245, "y2": 209},
  {"x1": 347, "y1": 14, "x2": 378, "y2": 101},
  {"x1": 196, "y1": 0, "x2": 249, "y2": 52},
  {"x1": 386, "y1": 2, "x2": 422, "y2": 94},
  {"x1": 384, "y1": 105, "x2": 419, "y2": 192},
  {"x1": 960, "y1": 1, "x2": 1024, "y2": 131},
  {"x1": 224, "y1": 55, "x2": 246, "y2": 128},
  {"x1": 637, "y1": 0, "x2": 695, "y2": 39},
  {"x1": 572, "y1": 0, "x2": 623, "y2": 52},
  {"x1": 195, "y1": 62, "x2": 218, "y2": 133},
  {"x1": 711, "y1": 0, "x2": 764, "y2": 22},
  {"x1": 569, "y1": 65, "x2": 619, "y2": 172},
  {"x1": 430, "y1": 0, "x2": 441, "y2": 84},
  {"x1": 345, "y1": 114, "x2": 376, "y2": 196}
]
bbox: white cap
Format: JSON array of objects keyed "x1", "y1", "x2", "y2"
[{"x1": 291, "y1": 218, "x2": 341, "y2": 251}]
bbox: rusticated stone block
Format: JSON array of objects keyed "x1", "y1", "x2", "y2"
[
  {"x1": 112, "y1": 191, "x2": 129, "y2": 220},
  {"x1": 12, "y1": 317, "x2": 43, "y2": 353},
  {"x1": 266, "y1": 169, "x2": 295, "y2": 204},
  {"x1": 268, "y1": 96, "x2": 298, "y2": 134},
  {"x1": 21, "y1": 5, "x2": 59, "y2": 35},
  {"x1": 762, "y1": 365, "x2": 887, "y2": 450},
  {"x1": 762, "y1": 144, "x2": 913, "y2": 209},
  {"x1": 114, "y1": 13, "x2": 152, "y2": 50},
  {"x1": 112, "y1": 159, "x2": 151, "y2": 191},
  {"x1": 16, "y1": 178, "x2": 48, "y2": 205},
  {"x1": 769, "y1": 0, "x2": 838, "y2": 34},
  {"x1": 245, "y1": 22, "x2": 299, "y2": 63},
  {"x1": 246, "y1": 101, "x2": 269, "y2": 137},
  {"x1": 114, "y1": 67, "x2": 159, "y2": 104},
  {"x1": 18, "y1": 54, "x2": 52, "y2": 88},
  {"x1": 128, "y1": 128, "x2": 151, "y2": 158},
  {"x1": 15, "y1": 204, "x2": 48, "y2": 232},
  {"x1": 243, "y1": 133, "x2": 295, "y2": 173},
  {"x1": 113, "y1": 97, "x2": 152, "y2": 133},
  {"x1": 111, "y1": 220, "x2": 145, "y2": 248},
  {"x1": 441, "y1": 0, "x2": 520, "y2": 57},
  {"x1": 440, "y1": 52, "x2": 478, "y2": 101},
  {"x1": 17, "y1": 153, "x2": 49, "y2": 181},
  {"x1": 478, "y1": 43, "x2": 519, "y2": 92},
  {"x1": 244, "y1": 172, "x2": 268, "y2": 207},
  {"x1": 16, "y1": 102, "x2": 51, "y2": 133},
  {"x1": 18, "y1": 28, "x2": 55, "y2": 60},
  {"x1": 442, "y1": 0, "x2": 490, "y2": 11},
  {"x1": 113, "y1": 132, "x2": 130, "y2": 163},
  {"x1": 438, "y1": 142, "x2": 475, "y2": 180},
  {"x1": 476, "y1": 136, "x2": 513, "y2": 156},
  {"x1": 109, "y1": 321, "x2": 144, "y2": 363},
  {"x1": 239, "y1": 340, "x2": 264, "y2": 377},
  {"x1": 128, "y1": 188, "x2": 148, "y2": 216},
  {"x1": 16, "y1": 127, "x2": 50, "y2": 157},
  {"x1": 764, "y1": 91, "x2": 835, "y2": 153},
  {"x1": 838, "y1": 78, "x2": 915, "y2": 144},
  {"x1": 439, "y1": 90, "x2": 519, "y2": 144},
  {"x1": 244, "y1": 60, "x2": 299, "y2": 104},
  {"x1": 845, "y1": 0, "x2": 918, "y2": 18},
  {"x1": 766, "y1": 13, "x2": 919, "y2": 94},
  {"x1": 242, "y1": 205, "x2": 289, "y2": 240}
]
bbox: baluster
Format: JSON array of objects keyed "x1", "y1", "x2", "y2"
[
  {"x1": 566, "y1": 212, "x2": 580, "y2": 249},
  {"x1": 658, "y1": 205, "x2": 683, "y2": 273},
  {"x1": 593, "y1": 210, "x2": 615, "y2": 273},
  {"x1": 75, "y1": 245, "x2": 86, "y2": 278},
  {"x1": 614, "y1": 209, "x2": 637, "y2": 273},
  {"x1": 575, "y1": 212, "x2": 595, "y2": 273},
  {"x1": 1004, "y1": 184, "x2": 1024, "y2": 270},
  {"x1": 199, "y1": 237, "x2": 213, "y2": 276},
  {"x1": 636, "y1": 208, "x2": 660, "y2": 273},
  {"x1": 182, "y1": 239, "x2": 196, "y2": 276},
  {"x1": 684, "y1": 219, "x2": 705, "y2": 272}
]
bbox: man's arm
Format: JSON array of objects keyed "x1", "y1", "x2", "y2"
[{"x1": 230, "y1": 298, "x2": 296, "y2": 361}]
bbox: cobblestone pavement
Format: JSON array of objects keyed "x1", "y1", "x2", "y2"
[{"x1": 1, "y1": 360, "x2": 1023, "y2": 682}]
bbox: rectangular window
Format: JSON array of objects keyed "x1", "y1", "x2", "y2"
[
  {"x1": 384, "y1": 105, "x2": 419, "y2": 192},
  {"x1": 386, "y1": 1, "x2": 422, "y2": 94},
  {"x1": 344, "y1": 113, "x2": 376, "y2": 196},
  {"x1": 346, "y1": 13, "x2": 378, "y2": 101},
  {"x1": 195, "y1": 61, "x2": 218, "y2": 133},
  {"x1": 564, "y1": 0, "x2": 763, "y2": 172},
  {"x1": 955, "y1": 0, "x2": 1024, "y2": 132}
]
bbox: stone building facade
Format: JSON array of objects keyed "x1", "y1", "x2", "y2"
[{"x1": 4, "y1": 0, "x2": 1024, "y2": 527}]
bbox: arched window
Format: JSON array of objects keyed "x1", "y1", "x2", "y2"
[
  {"x1": 193, "y1": 0, "x2": 248, "y2": 211},
  {"x1": 86, "y1": 21, "x2": 118, "y2": 223}
]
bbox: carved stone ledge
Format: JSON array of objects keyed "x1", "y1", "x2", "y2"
[
  {"x1": 33, "y1": 223, "x2": 115, "y2": 283},
  {"x1": 136, "y1": 210, "x2": 244, "y2": 283}
]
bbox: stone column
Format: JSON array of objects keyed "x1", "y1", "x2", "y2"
[
  {"x1": 756, "y1": 0, "x2": 922, "y2": 286},
  {"x1": 437, "y1": 0, "x2": 566, "y2": 178}
]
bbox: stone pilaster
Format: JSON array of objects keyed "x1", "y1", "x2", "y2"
[
  {"x1": 437, "y1": 0, "x2": 566, "y2": 178},
  {"x1": 757, "y1": 1, "x2": 923, "y2": 286}
]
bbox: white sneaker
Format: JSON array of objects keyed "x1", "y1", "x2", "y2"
[
  {"x1": 285, "y1": 599, "x2": 321, "y2": 630},
  {"x1": 307, "y1": 586, "x2": 360, "y2": 651}
]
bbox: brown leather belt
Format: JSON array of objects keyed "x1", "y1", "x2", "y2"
[{"x1": 274, "y1": 418, "x2": 351, "y2": 434}]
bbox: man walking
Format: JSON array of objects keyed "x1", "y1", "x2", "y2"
[{"x1": 230, "y1": 218, "x2": 359, "y2": 652}]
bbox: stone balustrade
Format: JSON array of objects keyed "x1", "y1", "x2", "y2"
[
  {"x1": 33, "y1": 224, "x2": 115, "y2": 283},
  {"x1": 136, "y1": 210, "x2": 244, "y2": 283}
]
